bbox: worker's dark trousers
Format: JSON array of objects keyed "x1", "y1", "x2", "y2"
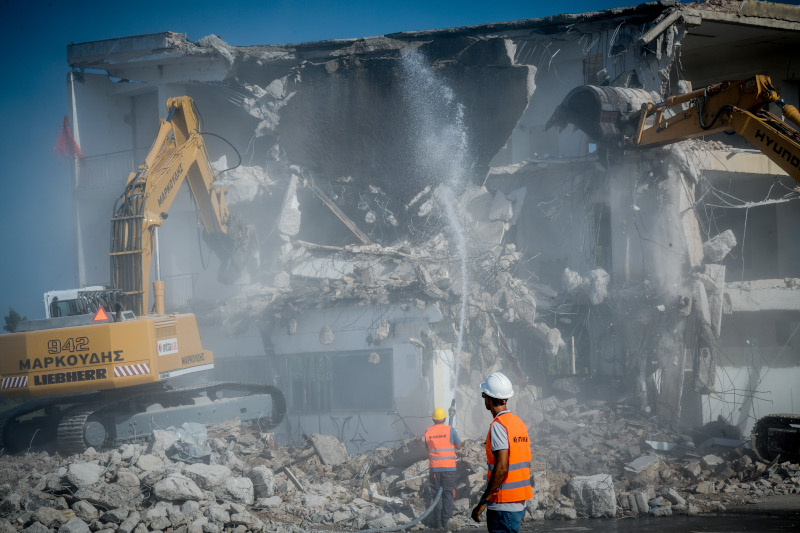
[{"x1": 429, "y1": 471, "x2": 456, "y2": 527}]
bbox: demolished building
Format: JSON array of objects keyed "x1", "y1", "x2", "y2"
[{"x1": 63, "y1": 0, "x2": 800, "y2": 451}]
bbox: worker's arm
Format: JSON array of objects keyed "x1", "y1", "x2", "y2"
[
  {"x1": 471, "y1": 448, "x2": 509, "y2": 522},
  {"x1": 451, "y1": 427, "x2": 463, "y2": 451}
]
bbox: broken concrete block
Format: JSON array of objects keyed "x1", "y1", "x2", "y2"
[
  {"x1": 57, "y1": 517, "x2": 91, "y2": 533},
  {"x1": 71, "y1": 502, "x2": 98, "y2": 522},
  {"x1": 135, "y1": 454, "x2": 163, "y2": 472},
  {"x1": 154, "y1": 474, "x2": 204, "y2": 501},
  {"x1": 703, "y1": 230, "x2": 736, "y2": 263},
  {"x1": 624, "y1": 456, "x2": 661, "y2": 484},
  {"x1": 695, "y1": 481, "x2": 715, "y2": 494},
  {"x1": 255, "y1": 496, "x2": 282, "y2": 509},
  {"x1": 562, "y1": 268, "x2": 609, "y2": 305},
  {"x1": 549, "y1": 420, "x2": 579, "y2": 434},
  {"x1": 66, "y1": 463, "x2": 105, "y2": 489},
  {"x1": 204, "y1": 506, "x2": 230, "y2": 525},
  {"x1": 309, "y1": 433, "x2": 348, "y2": 466},
  {"x1": 230, "y1": 511, "x2": 263, "y2": 531},
  {"x1": 221, "y1": 477, "x2": 255, "y2": 505},
  {"x1": 32, "y1": 507, "x2": 68, "y2": 528},
  {"x1": 626, "y1": 493, "x2": 639, "y2": 516},
  {"x1": 117, "y1": 511, "x2": 140, "y2": 533},
  {"x1": 568, "y1": 474, "x2": 616, "y2": 518},
  {"x1": 684, "y1": 461, "x2": 702, "y2": 479},
  {"x1": 75, "y1": 482, "x2": 143, "y2": 510},
  {"x1": 632, "y1": 491, "x2": 649, "y2": 514},
  {"x1": 649, "y1": 506, "x2": 672, "y2": 517},
  {"x1": 531, "y1": 322, "x2": 564, "y2": 356},
  {"x1": 184, "y1": 464, "x2": 232, "y2": 490},
  {"x1": 660, "y1": 487, "x2": 686, "y2": 506},
  {"x1": 247, "y1": 465, "x2": 276, "y2": 498},
  {"x1": 701, "y1": 455, "x2": 724, "y2": 469},
  {"x1": 148, "y1": 430, "x2": 179, "y2": 457},
  {"x1": 142, "y1": 506, "x2": 170, "y2": 530},
  {"x1": 544, "y1": 507, "x2": 577, "y2": 520},
  {"x1": 366, "y1": 513, "x2": 396, "y2": 530},
  {"x1": 389, "y1": 438, "x2": 429, "y2": 468},
  {"x1": 100, "y1": 508, "x2": 130, "y2": 524}
]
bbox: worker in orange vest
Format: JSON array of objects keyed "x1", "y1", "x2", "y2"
[
  {"x1": 471, "y1": 372, "x2": 533, "y2": 533},
  {"x1": 425, "y1": 406, "x2": 462, "y2": 529}
]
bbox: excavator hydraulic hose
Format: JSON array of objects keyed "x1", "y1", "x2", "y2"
[{"x1": 355, "y1": 487, "x2": 443, "y2": 533}]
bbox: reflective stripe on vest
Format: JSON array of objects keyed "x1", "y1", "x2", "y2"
[
  {"x1": 485, "y1": 411, "x2": 533, "y2": 503},
  {"x1": 426, "y1": 423, "x2": 457, "y2": 472}
]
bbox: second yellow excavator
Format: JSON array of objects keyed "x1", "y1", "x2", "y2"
[
  {"x1": 546, "y1": 74, "x2": 800, "y2": 184},
  {"x1": 0, "y1": 97, "x2": 283, "y2": 454},
  {"x1": 548, "y1": 75, "x2": 800, "y2": 463}
]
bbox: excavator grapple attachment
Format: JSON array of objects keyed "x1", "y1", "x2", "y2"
[{"x1": 546, "y1": 85, "x2": 659, "y2": 143}]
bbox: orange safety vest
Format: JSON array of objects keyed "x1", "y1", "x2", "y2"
[
  {"x1": 485, "y1": 411, "x2": 533, "y2": 502},
  {"x1": 426, "y1": 423, "x2": 457, "y2": 472}
]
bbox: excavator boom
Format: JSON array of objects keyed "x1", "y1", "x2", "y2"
[
  {"x1": 112, "y1": 96, "x2": 259, "y2": 315},
  {"x1": 547, "y1": 75, "x2": 800, "y2": 184}
]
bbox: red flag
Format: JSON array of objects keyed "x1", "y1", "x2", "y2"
[{"x1": 53, "y1": 116, "x2": 83, "y2": 160}]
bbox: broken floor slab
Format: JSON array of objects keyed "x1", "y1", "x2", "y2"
[{"x1": 724, "y1": 279, "x2": 800, "y2": 312}]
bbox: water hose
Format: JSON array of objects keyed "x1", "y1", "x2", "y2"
[{"x1": 356, "y1": 486, "x2": 443, "y2": 533}]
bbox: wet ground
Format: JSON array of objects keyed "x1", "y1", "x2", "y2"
[
  {"x1": 413, "y1": 495, "x2": 800, "y2": 532},
  {"x1": 514, "y1": 514, "x2": 799, "y2": 532}
]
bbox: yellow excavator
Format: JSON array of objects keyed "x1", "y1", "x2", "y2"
[
  {"x1": 548, "y1": 75, "x2": 800, "y2": 462},
  {"x1": 0, "y1": 97, "x2": 284, "y2": 454},
  {"x1": 547, "y1": 74, "x2": 800, "y2": 184}
]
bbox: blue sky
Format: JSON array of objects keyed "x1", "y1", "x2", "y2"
[{"x1": 0, "y1": 0, "x2": 652, "y2": 319}]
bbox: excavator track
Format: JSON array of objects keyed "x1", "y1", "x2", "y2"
[
  {"x1": 4, "y1": 381, "x2": 286, "y2": 455},
  {"x1": 56, "y1": 409, "x2": 96, "y2": 456},
  {"x1": 751, "y1": 414, "x2": 800, "y2": 463},
  {"x1": 0, "y1": 398, "x2": 66, "y2": 453}
]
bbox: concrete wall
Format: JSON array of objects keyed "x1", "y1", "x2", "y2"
[{"x1": 269, "y1": 304, "x2": 444, "y2": 452}]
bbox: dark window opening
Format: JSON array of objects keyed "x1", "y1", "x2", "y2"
[{"x1": 287, "y1": 350, "x2": 393, "y2": 413}]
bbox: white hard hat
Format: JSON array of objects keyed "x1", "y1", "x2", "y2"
[{"x1": 480, "y1": 372, "x2": 514, "y2": 399}]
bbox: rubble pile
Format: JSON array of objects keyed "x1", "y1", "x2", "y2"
[
  {"x1": 2, "y1": 393, "x2": 799, "y2": 532},
  {"x1": 219, "y1": 182, "x2": 556, "y2": 380}
]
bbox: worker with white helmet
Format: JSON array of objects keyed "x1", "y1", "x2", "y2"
[
  {"x1": 471, "y1": 372, "x2": 532, "y2": 533},
  {"x1": 425, "y1": 406, "x2": 462, "y2": 529}
]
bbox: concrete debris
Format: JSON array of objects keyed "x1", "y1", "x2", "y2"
[
  {"x1": 703, "y1": 230, "x2": 737, "y2": 263},
  {"x1": 66, "y1": 463, "x2": 105, "y2": 489},
  {"x1": 309, "y1": 434, "x2": 349, "y2": 466},
  {"x1": 562, "y1": 267, "x2": 610, "y2": 305},
  {"x1": 568, "y1": 474, "x2": 616, "y2": 518},
  {"x1": 2, "y1": 394, "x2": 794, "y2": 531}
]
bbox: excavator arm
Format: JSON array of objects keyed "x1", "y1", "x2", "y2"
[
  {"x1": 111, "y1": 96, "x2": 258, "y2": 316},
  {"x1": 547, "y1": 75, "x2": 800, "y2": 184}
]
